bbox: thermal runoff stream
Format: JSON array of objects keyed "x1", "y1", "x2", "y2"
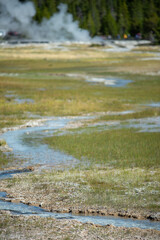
[
  {"x1": 2, "y1": 117, "x2": 79, "y2": 168},
  {"x1": 0, "y1": 116, "x2": 160, "y2": 230}
]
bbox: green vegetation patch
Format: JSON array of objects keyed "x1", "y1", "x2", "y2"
[
  {"x1": 45, "y1": 129, "x2": 160, "y2": 169},
  {"x1": 0, "y1": 151, "x2": 14, "y2": 169},
  {"x1": 100, "y1": 108, "x2": 160, "y2": 121},
  {"x1": 0, "y1": 67, "x2": 160, "y2": 117}
]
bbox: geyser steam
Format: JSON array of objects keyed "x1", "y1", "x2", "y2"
[{"x1": 0, "y1": 0, "x2": 91, "y2": 42}]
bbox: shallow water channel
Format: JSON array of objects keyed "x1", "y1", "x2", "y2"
[
  {"x1": 0, "y1": 189, "x2": 160, "y2": 230},
  {"x1": 1, "y1": 116, "x2": 160, "y2": 230},
  {"x1": 66, "y1": 73, "x2": 132, "y2": 87},
  {"x1": 2, "y1": 117, "x2": 80, "y2": 168}
]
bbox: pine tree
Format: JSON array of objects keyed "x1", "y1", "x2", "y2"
[
  {"x1": 107, "y1": 10, "x2": 118, "y2": 37},
  {"x1": 90, "y1": 0, "x2": 101, "y2": 35},
  {"x1": 80, "y1": 1, "x2": 90, "y2": 29},
  {"x1": 99, "y1": 0, "x2": 108, "y2": 36},
  {"x1": 143, "y1": 0, "x2": 159, "y2": 37},
  {"x1": 20, "y1": 0, "x2": 160, "y2": 40},
  {"x1": 42, "y1": 6, "x2": 50, "y2": 19},
  {"x1": 46, "y1": 0, "x2": 57, "y2": 16},
  {"x1": 88, "y1": 12, "x2": 96, "y2": 36},
  {"x1": 131, "y1": 0, "x2": 143, "y2": 35}
]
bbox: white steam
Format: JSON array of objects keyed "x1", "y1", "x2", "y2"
[{"x1": 0, "y1": 0, "x2": 91, "y2": 42}]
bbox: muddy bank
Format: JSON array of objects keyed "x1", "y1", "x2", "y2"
[
  {"x1": 0, "y1": 167, "x2": 33, "y2": 179},
  {"x1": 1, "y1": 193, "x2": 160, "y2": 230},
  {"x1": 0, "y1": 212, "x2": 160, "y2": 240},
  {"x1": 1, "y1": 176, "x2": 160, "y2": 222}
]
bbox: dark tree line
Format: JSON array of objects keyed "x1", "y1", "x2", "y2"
[{"x1": 20, "y1": 0, "x2": 160, "y2": 41}]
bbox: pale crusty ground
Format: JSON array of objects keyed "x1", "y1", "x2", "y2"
[
  {"x1": 0, "y1": 171, "x2": 159, "y2": 221},
  {"x1": 0, "y1": 212, "x2": 160, "y2": 240}
]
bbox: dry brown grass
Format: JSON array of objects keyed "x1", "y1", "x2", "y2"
[{"x1": 111, "y1": 60, "x2": 160, "y2": 75}]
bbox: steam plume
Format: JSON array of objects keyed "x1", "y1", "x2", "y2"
[{"x1": 0, "y1": 0, "x2": 91, "y2": 42}]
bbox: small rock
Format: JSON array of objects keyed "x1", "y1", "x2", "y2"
[
  {"x1": 11, "y1": 199, "x2": 20, "y2": 203},
  {"x1": 27, "y1": 166, "x2": 34, "y2": 171},
  {"x1": 148, "y1": 212, "x2": 160, "y2": 221}
]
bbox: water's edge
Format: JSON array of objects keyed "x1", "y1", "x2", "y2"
[
  {"x1": 0, "y1": 116, "x2": 160, "y2": 230},
  {"x1": 0, "y1": 190, "x2": 160, "y2": 230}
]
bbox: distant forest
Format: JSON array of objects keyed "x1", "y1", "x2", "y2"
[{"x1": 21, "y1": 0, "x2": 160, "y2": 41}]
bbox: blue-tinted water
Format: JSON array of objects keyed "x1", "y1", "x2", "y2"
[
  {"x1": 0, "y1": 169, "x2": 31, "y2": 180},
  {"x1": 86, "y1": 77, "x2": 132, "y2": 87},
  {"x1": 0, "y1": 193, "x2": 160, "y2": 230},
  {"x1": 66, "y1": 73, "x2": 132, "y2": 87},
  {"x1": 145, "y1": 102, "x2": 160, "y2": 108},
  {"x1": 1, "y1": 117, "x2": 79, "y2": 167},
  {"x1": 1, "y1": 116, "x2": 160, "y2": 230},
  {"x1": 14, "y1": 98, "x2": 34, "y2": 104}
]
